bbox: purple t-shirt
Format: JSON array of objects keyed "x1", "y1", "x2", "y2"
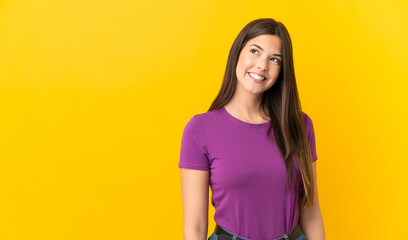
[{"x1": 179, "y1": 106, "x2": 318, "y2": 240}]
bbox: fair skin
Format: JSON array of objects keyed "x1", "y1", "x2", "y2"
[
  {"x1": 299, "y1": 162, "x2": 326, "y2": 240},
  {"x1": 180, "y1": 169, "x2": 209, "y2": 240},
  {"x1": 180, "y1": 34, "x2": 324, "y2": 240},
  {"x1": 224, "y1": 34, "x2": 282, "y2": 123}
]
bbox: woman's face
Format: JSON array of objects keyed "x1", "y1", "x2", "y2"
[{"x1": 235, "y1": 34, "x2": 282, "y2": 96}]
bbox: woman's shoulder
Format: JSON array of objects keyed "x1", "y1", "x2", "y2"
[
  {"x1": 301, "y1": 111, "x2": 316, "y2": 132},
  {"x1": 301, "y1": 111, "x2": 311, "y2": 121},
  {"x1": 302, "y1": 111, "x2": 315, "y2": 122},
  {"x1": 184, "y1": 107, "x2": 223, "y2": 133},
  {"x1": 191, "y1": 107, "x2": 222, "y2": 121}
]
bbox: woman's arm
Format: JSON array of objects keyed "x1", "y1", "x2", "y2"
[
  {"x1": 180, "y1": 168, "x2": 210, "y2": 240},
  {"x1": 299, "y1": 161, "x2": 325, "y2": 240}
]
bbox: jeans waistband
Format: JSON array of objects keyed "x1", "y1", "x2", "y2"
[{"x1": 213, "y1": 223, "x2": 302, "y2": 240}]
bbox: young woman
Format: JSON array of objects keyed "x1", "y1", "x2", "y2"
[{"x1": 179, "y1": 18, "x2": 325, "y2": 240}]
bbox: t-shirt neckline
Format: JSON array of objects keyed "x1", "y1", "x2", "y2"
[{"x1": 220, "y1": 106, "x2": 271, "y2": 128}]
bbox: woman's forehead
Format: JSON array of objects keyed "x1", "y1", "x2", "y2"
[{"x1": 245, "y1": 35, "x2": 282, "y2": 53}]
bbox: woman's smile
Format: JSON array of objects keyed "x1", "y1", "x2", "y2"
[
  {"x1": 235, "y1": 34, "x2": 282, "y2": 95},
  {"x1": 248, "y1": 72, "x2": 266, "y2": 83}
]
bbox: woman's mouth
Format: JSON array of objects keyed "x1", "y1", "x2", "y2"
[{"x1": 248, "y1": 72, "x2": 266, "y2": 83}]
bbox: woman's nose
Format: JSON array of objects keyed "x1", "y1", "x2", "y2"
[{"x1": 257, "y1": 60, "x2": 268, "y2": 71}]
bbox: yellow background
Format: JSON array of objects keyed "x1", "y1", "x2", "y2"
[{"x1": 1, "y1": 0, "x2": 407, "y2": 239}]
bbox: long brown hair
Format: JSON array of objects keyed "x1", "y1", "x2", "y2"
[{"x1": 208, "y1": 18, "x2": 315, "y2": 208}]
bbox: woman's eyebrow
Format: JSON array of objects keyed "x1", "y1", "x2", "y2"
[{"x1": 250, "y1": 44, "x2": 282, "y2": 57}]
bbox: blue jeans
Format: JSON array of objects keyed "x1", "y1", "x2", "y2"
[{"x1": 207, "y1": 225, "x2": 307, "y2": 240}]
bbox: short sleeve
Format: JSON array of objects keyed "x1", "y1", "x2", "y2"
[
  {"x1": 178, "y1": 115, "x2": 210, "y2": 171},
  {"x1": 303, "y1": 113, "x2": 318, "y2": 162}
]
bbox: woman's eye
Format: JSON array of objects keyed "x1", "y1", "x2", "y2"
[
  {"x1": 271, "y1": 58, "x2": 280, "y2": 64},
  {"x1": 251, "y1": 49, "x2": 280, "y2": 64}
]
